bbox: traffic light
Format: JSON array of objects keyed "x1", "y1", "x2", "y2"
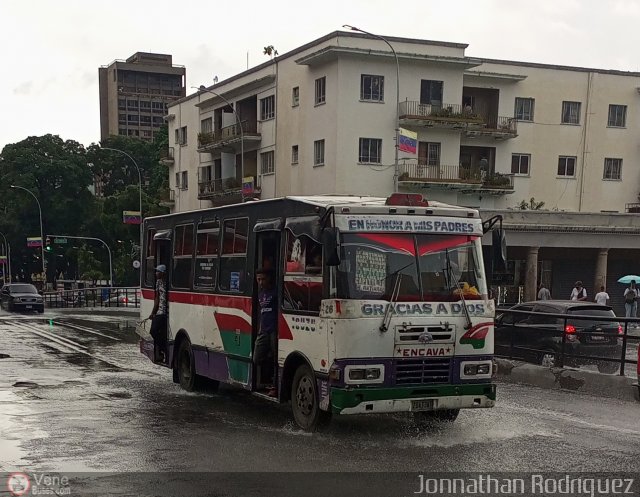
[{"x1": 45, "y1": 236, "x2": 52, "y2": 252}]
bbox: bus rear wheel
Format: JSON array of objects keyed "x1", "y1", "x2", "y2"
[
  {"x1": 291, "y1": 364, "x2": 331, "y2": 432},
  {"x1": 177, "y1": 340, "x2": 197, "y2": 391}
]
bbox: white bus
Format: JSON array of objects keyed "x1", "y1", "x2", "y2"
[{"x1": 140, "y1": 194, "x2": 499, "y2": 431}]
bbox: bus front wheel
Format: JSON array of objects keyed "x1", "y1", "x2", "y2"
[
  {"x1": 177, "y1": 340, "x2": 197, "y2": 391},
  {"x1": 291, "y1": 364, "x2": 331, "y2": 432}
]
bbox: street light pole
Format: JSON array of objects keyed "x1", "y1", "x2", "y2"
[
  {"x1": 0, "y1": 231, "x2": 11, "y2": 284},
  {"x1": 10, "y1": 185, "x2": 45, "y2": 281},
  {"x1": 194, "y1": 85, "x2": 244, "y2": 194},
  {"x1": 47, "y1": 234, "x2": 113, "y2": 287},
  {"x1": 100, "y1": 147, "x2": 143, "y2": 259},
  {"x1": 343, "y1": 25, "x2": 400, "y2": 192}
]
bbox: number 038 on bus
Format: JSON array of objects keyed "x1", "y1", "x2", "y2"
[{"x1": 139, "y1": 194, "x2": 501, "y2": 431}]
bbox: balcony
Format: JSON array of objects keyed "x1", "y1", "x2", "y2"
[
  {"x1": 159, "y1": 146, "x2": 174, "y2": 166},
  {"x1": 399, "y1": 101, "x2": 485, "y2": 129},
  {"x1": 159, "y1": 189, "x2": 175, "y2": 208},
  {"x1": 397, "y1": 160, "x2": 515, "y2": 194},
  {"x1": 464, "y1": 116, "x2": 517, "y2": 139},
  {"x1": 198, "y1": 176, "x2": 261, "y2": 205},
  {"x1": 197, "y1": 121, "x2": 261, "y2": 152}
]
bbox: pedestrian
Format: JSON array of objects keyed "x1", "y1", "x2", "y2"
[
  {"x1": 253, "y1": 268, "x2": 277, "y2": 397},
  {"x1": 570, "y1": 281, "x2": 587, "y2": 301},
  {"x1": 537, "y1": 282, "x2": 551, "y2": 300},
  {"x1": 149, "y1": 264, "x2": 168, "y2": 363},
  {"x1": 624, "y1": 280, "x2": 638, "y2": 319},
  {"x1": 594, "y1": 285, "x2": 609, "y2": 306}
]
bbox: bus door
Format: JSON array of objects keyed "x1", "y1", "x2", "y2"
[
  {"x1": 152, "y1": 230, "x2": 172, "y2": 363},
  {"x1": 252, "y1": 219, "x2": 283, "y2": 391}
]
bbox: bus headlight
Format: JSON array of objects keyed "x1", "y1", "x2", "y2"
[
  {"x1": 345, "y1": 365, "x2": 384, "y2": 384},
  {"x1": 461, "y1": 361, "x2": 492, "y2": 379}
]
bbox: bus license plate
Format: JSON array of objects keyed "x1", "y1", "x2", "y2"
[
  {"x1": 25, "y1": 305, "x2": 32, "y2": 309},
  {"x1": 590, "y1": 335, "x2": 605, "y2": 341},
  {"x1": 411, "y1": 399, "x2": 437, "y2": 411}
]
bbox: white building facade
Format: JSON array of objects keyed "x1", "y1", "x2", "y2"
[{"x1": 159, "y1": 31, "x2": 640, "y2": 310}]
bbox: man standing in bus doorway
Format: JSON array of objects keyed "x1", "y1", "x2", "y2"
[
  {"x1": 254, "y1": 268, "x2": 277, "y2": 397},
  {"x1": 149, "y1": 264, "x2": 168, "y2": 363}
]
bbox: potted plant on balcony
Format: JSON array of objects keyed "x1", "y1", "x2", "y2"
[
  {"x1": 483, "y1": 172, "x2": 512, "y2": 188},
  {"x1": 224, "y1": 177, "x2": 241, "y2": 190}
]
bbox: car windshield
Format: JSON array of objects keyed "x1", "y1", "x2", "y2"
[
  {"x1": 336, "y1": 233, "x2": 486, "y2": 301},
  {"x1": 567, "y1": 308, "x2": 618, "y2": 328},
  {"x1": 10, "y1": 284, "x2": 38, "y2": 294}
]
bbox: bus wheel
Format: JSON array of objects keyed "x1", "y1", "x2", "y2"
[
  {"x1": 291, "y1": 364, "x2": 331, "y2": 432},
  {"x1": 413, "y1": 409, "x2": 460, "y2": 429},
  {"x1": 177, "y1": 340, "x2": 196, "y2": 391}
]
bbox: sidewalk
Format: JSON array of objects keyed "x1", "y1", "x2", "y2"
[{"x1": 495, "y1": 357, "x2": 640, "y2": 402}]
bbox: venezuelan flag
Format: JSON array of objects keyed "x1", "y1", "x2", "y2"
[
  {"x1": 123, "y1": 210, "x2": 142, "y2": 225},
  {"x1": 398, "y1": 128, "x2": 417, "y2": 154}
]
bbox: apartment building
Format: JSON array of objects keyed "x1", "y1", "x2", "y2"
[
  {"x1": 99, "y1": 52, "x2": 186, "y2": 142},
  {"x1": 162, "y1": 31, "x2": 640, "y2": 309}
]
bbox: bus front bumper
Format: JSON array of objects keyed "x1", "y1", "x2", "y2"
[{"x1": 330, "y1": 384, "x2": 496, "y2": 415}]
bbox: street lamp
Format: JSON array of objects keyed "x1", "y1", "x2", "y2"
[
  {"x1": 0, "y1": 231, "x2": 11, "y2": 284},
  {"x1": 194, "y1": 85, "x2": 244, "y2": 191},
  {"x1": 343, "y1": 25, "x2": 401, "y2": 192},
  {"x1": 100, "y1": 147, "x2": 143, "y2": 259},
  {"x1": 10, "y1": 185, "x2": 45, "y2": 281}
]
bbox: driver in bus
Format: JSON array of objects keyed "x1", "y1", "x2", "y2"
[{"x1": 253, "y1": 268, "x2": 277, "y2": 397}]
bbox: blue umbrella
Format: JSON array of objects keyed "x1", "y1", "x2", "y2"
[{"x1": 617, "y1": 275, "x2": 640, "y2": 284}]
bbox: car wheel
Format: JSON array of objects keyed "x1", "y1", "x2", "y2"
[
  {"x1": 413, "y1": 409, "x2": 460, "y2": 429},
  {"x1": 597, "y1": 362, "x2": 619, "y2": 374},
  {"x1": 176, "y1": 340, "x2": 197, "y2": 391},
  {"x1": 291, "y1": 363, "x2": 331, "y2": 432},
  {"x1": 539, "y1": 352, "x2": 556, "y2": 368}
]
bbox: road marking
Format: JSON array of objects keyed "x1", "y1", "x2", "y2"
[
  {"x1": 11, "y1": 322, "x2": 89, "y2": 353},
  {"x1": 51, "y1": 321, "x2": 121, "y2": 341}
]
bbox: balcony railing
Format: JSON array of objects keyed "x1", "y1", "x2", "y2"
[
  {"x1": 198, "y1": 176, "x2": 261, "y2": 203},
  {"x1": 159, "y1": 146, "x2": 174, "y2": 164},
  {"x1": 398, "y1": 161, "x2": 514, "y2": 191},
  {"x1": 399, "y1": 101, "x2": 483, "y2": 125},
  {"x1": 482, "y1": 116, "x2": 517, "y2": 135},
  {"x1": 197, "y1": 121, "x2": 259, "y2": 150}
]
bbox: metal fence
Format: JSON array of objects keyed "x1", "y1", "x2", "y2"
[
  {"x1": 495, "y1": 307, "x2": 639, "y2": 377},
  {"x1": 43, "y1": 287, "x2": 140, "y2": 309}
]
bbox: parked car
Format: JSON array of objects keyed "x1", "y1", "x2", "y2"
[
  {"x1": 0, "y1": 283, "x2": 45, "y2": 313},
  {"x1": 104, "y1": 295, "x2": 139, "y2": 308},
  {"x1": 495, "y1": 300, "x2": 622, "y2": 373}
]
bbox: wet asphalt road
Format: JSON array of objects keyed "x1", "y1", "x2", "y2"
[{"x1": 0, "y1": 308, "x2": 639, "y2": 495}]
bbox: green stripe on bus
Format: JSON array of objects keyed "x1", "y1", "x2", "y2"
[
  {"x1": 220, "y1": 330, "x2": 251, "y2": 383},
  {"x1": 330, "y1": 384, "x2": 497, "y2": 413}
]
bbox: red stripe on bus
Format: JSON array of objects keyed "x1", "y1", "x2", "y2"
[
  {"x1": 141, "y1": 289, "x2": 251, "y2": 314},
  {"x1": 215, "y1": 313, "x2": 252, "y2": 334}
]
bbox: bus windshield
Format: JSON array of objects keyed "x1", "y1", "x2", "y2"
[{"x1": 336, "y1": 233, "x2": 486, "y2": 302}]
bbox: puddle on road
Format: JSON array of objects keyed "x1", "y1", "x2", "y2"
[
  {"x1": 0, "y1": 353, "x2": 10, "y2": 359},
  {"x1": 0, "y1": 389, "x2": 41, "y2": 468}
]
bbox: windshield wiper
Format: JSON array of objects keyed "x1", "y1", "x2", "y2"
[
  {"x1": 379, "y1": 261, "x2": 415, "y2": 333},
  {"x1": 445, "y1": 250, "x2": 473, "y2": 330}
]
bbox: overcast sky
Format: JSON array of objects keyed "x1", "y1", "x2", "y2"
[{"x1": 2, "y1": 0, "x2": 639, "y2": 151}]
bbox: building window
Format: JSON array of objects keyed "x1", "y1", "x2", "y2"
[
  {"x1": 127, "y1": 99, "x2": 138, "y2": 110},
  {"x1": 419, "y1": 142, "x2": 440, "y2": 166},
  {"x1": 175, "y1": 126, "x2": 187, "y2": 145},
  {"x1": 561, "y1": 101, "x2": 581, "y2": 125},
  {"x1": 118, "y1": 99, "x2": 126, "y2": 110},
  {"x1": 260, "y1": 95, "x2": 275, "y2": 120},
  {"x1": 261, "y1": 151, "x2": 275, "y2": 175},
  {"x1": 201, "y1": 117, "x2": 213, "y2": 134},
  {"x1": 557, "y1": 156, "x2": 576, "y2": 177},
  {"x1": 175, "y1": 172, "x2": 180, "y2": 189},
  {"x1": 291, "y1": 145, "x2": 299, "y2": 165},
  {"x1": 292, "y1": 87, "x2": 299, "y2": 107},
  {"x1": 607, "y1": 105, "x2": 627, "y2": 128},
  {"x1": 180, "y1": 171, "x2": 188, "y2": 190},
  {"x1": 511, "y1": 154, "x2": 530, "y2": 175},
  {"x1": 315, "y1": 77, "x2": 326, "y2": 105},
  {"x1": 603, "y1": 158, "x2": 622, "y2": 180},
  {"x1": 359, "y1": 138, "x2": 382, "y2": 164},
  {"x1": 515, "y1": 97, "x2": 535, "y2": 121},
  {"x1": 314, "y1": 140, "x2": 325, "y2": 166},
  {"x1": 360, "y1": 74, "x2": 384, "y2": 102},
  {"x1": 420, "y1": 80, "x2": 443, "y2": 106}
]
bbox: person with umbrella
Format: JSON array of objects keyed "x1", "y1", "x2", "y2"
[{"x1": 623, "y1": 280, "x2": 638, "y2": 319}]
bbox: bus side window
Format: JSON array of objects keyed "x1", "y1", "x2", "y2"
[
  {"x1": 144, "y1": 228, "x2": 157, "y2": 287},
  {"x1": 283, "y1": 231, "x2": 323, "y2": 312},
  {"x1": 219, "y1": 218, "x2": 248, "y2": 293},
  {"x1": 172, "y1": 224, "x2": 194, "y2": 289}
]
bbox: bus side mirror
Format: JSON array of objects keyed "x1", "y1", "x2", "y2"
[
  {"x1": 492, "y1": 229, "x2": 507, "y2": 272},
  {"x1": 322, "y1": 228, "x2": 341, "y2": 266}
]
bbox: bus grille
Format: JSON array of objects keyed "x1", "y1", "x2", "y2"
[{"x1": 394, "y1": 358, "x2": 452, "y2": 385}]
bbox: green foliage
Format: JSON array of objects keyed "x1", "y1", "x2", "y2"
[
  {"x1": 517, "y1": 197, "x2": 546, "y2": 210},
  {"x1": 0, "y1": 130, "x2": 169, "y2": 287}
]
